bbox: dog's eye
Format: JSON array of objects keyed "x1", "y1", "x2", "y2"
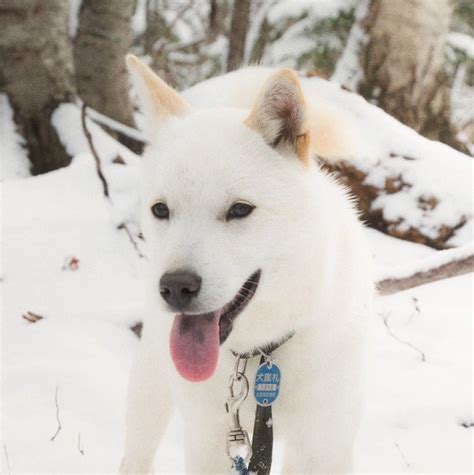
[
  {"x1": 151, "y1": 202, "x2": 170, "y2": 220},
  {"x1": 226, "y1": 202, "x2": 255, "y2": 221}
]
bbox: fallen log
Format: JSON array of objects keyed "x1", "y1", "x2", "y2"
[{"x1": 377, "y1": 244, "x2": 474, "y2": 295}]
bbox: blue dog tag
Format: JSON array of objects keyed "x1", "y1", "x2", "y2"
[{"x1": 254, "y1": 361, "x2": 281, "y2": 406}]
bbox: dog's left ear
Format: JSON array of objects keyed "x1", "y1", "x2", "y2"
[
  {"x1": 126, "y1": 54, "x2": 190, "y2": 137},
  {"x1": 245, "y1": 69, "x2": 310, "y2": 164}
]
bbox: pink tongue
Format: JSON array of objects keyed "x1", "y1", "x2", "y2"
[{"x1": 170, "y1": 313, "x2": 220, "y2": 382}]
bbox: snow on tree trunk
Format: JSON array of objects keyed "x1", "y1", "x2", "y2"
[
  {"x1": 336, "y1": 0, "x2": 467, "y2": 152},
  {"x1": 0, "y1": 0, "x2": 75, "y2": 174},
  {"x1": 74, "y1": 0, "x2": 137, "y2": 127},
  {"x1": 226, "y1": 0, "x2": 251, "y2": 72}
]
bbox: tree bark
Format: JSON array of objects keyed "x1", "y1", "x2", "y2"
[
  {"x1": 351, "y1": 0, "x2": 466, "y2": 152},
  {"x1": 0, "y1": 0, "x2": 75, "y2": 174},
  {"x1": 74, "y1": 0, "x2": 137, "y2": 127},
  {"x1": 226, "y1": 0, "x2": 251, "y2": 72}
]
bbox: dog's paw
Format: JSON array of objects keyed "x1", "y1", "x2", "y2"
[{"x1": 119, "y1": 457, "x2": 154, "y2": 475}]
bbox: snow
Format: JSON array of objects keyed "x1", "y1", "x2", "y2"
[
  {"x1": 131, "y1": 0, "x2": 147, "y2": 37},
  {"x1": 448, "y1": 32, "x2": 474, "y2": 59},
  {"x1": 265, "y1": 28, "x2": 316, "y2": 67},
  {"x1": 376, "y1": 242, "x2": 473, "y2": 282},
  {"x1": 366, "y1": 228, "x2": 434, "y2": 273},
  {"x1": 257, "y1": 0, "x2": 356, "y2": 71},
  {"x1": 244, "y1": 1, "x2": 275, "y2": 63},
  {"x1": 332, "y1": 0, "x2": 369, "y2": 89},
  {"x1": 357, "y1": 268, "x2": 473, "y2": 473},
  {"x1": 2, "y1": 158, "x2": 144, "y2": 472},
  {"x1": 0, "y1": 94, "x2": 30, "y2": 180},
  {"x1": 2, "y1": 77, "x2": 472, "y2": 473},
  {"x1": 68, "y1": 0, "x2": 82, "y2": 37},
  {"x1": 267, "y1": 0, "x2": 352, "y2": 26}
]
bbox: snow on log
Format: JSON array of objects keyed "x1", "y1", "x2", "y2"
[
  {"x1": 322, "y1": 148, "x2": 471, "y2": 250},
  {"x1": 377, "y1": 244, "x2": 474, "y2": 295}
]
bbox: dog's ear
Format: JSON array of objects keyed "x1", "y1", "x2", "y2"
[
  {"x1": 245, "y1": 69, "x2": 310, "y2": 164},
  {"x1": 126, "y1": 54, "x2": 190, "y2": 136}
]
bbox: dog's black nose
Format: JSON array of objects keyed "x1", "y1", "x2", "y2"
[{"x1": 159, "y1": 271, "x2": 202, "y2": 310}]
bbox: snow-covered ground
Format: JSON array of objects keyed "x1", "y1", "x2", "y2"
[
  {"x1": 2, "y1": 159, "x2": 471, "y2": 473},
  {"x1": 1, "y1": 75, "x2": 472, "y2": 473}
]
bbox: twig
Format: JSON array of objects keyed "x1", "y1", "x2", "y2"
[
  {"x1": 3, "y1": 443, "x2": 11, "y2": 475},
  {"x1": 394, "y1": 442, "x2": 410, "y2": 468},
  {"x1": 377, "y1": 245, "x2": 474, "y2": 295},
  {"x1": 81, "y1": 105, "x2": 145, "y2": 260},
  {"x1": 162, "y1": 36, "x2": 206, "y2": 53},
  {"x1": 164, "y1": 0, "x2": 193, "y2": 37},
  {"x1": 81, "y1": 103, "x2": 110, "y2": 199},
  {"x1": 383, "y1": 312, "x2": 426, "y2": 362},
  {"x1": 78, "y1": 433, "x2": 84, "y2": 456},
  {"x1": 50, "y1": 385, "x2": 62, "y2": 442},
  {"x1": 152, "y1": 1, "x2": 194, "y2": 54},
  {"x1": 117, "y1": 223, "x2": 147, "y2": 260},
  {"x1": 407, "y1": 296, "x2": 420, "y2": 323}
]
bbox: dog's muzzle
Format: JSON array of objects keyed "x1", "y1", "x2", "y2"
[{"x1": 168, "y1": 270, "x2": 261, "y2": 382}]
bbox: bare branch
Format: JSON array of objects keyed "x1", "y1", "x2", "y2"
[
  {"x1": 377, "y1": 246, "x2": 474, "y2": 295},
  {"x1": 164, "y1": 0, "x2": 193, "y2": 37},
  {"x1": 394, "y1": 442, "x2": 410, "y2": 468},
  {"x1": 161, "y1": 35, "x2": 206, "y2": 53},
  {"x1": 78, "y1": 433, "x2": 84, "y2": 456},
  {"x1": 50, "y1": 385, "x2": 62, "y2": 442},
  {"x1": 117, "y1": 223, "x2": 147, "y2": 260},
  {"x1": 383, "y1": 313, "x2": 426, "y2": 362},
  {"x1": 3, "y1": 443, "x2": 11, "y2": 475},
  {"x1": 81, "y1": 103, "x2": 110, "y2": 199},
  {"x1": 81, "y1": 104, "x2": 146, "y2": 261}
]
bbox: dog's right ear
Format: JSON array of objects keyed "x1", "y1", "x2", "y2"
[
  {"x1": 126, "y1": 54, "x2": 190, "y2": 137},
  {"x1": 245, "y1": 69, "x2": 310, "y2": 164}
]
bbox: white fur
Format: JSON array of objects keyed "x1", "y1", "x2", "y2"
[{"x1": 120, "y1": 64, "x2": 374, "y2": 474}]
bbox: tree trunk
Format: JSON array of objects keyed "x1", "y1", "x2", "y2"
[
  {"x1": 0, "y1": 0, "x2": 75, "y2": 174},
  {"x1": 74, "y1": 0, "x2": 137, "y2": 127},
  {"x1": 343, "y1": 0, "x2": 466, "y2": 152},
  {"x1": 226, "y1": 0, "x2": 251, "y2": 72}
]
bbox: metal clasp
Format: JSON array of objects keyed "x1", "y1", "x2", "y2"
[{"x1": 225, "y1": 357, "x2": 252, "y2": 462}]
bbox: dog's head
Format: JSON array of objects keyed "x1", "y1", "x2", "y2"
[{"x1": 127, "y1": 56, "x2": 327, "y2": 382}]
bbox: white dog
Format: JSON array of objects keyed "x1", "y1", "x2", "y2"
[{"x1": 120, "y1": 55, "x2": 373, "y2": 474}]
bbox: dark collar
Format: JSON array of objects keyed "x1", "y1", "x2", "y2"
[{"x1": 230, "y1": 330, "x2": 295, "y2": 359}]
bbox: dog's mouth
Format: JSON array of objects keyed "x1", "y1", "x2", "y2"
[{"x1": 169, "y1": 270, "x2": 261, "y2": 382}]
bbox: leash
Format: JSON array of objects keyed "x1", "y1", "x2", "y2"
[
  {"x1": 226, "y1": 332, "x2": 295, "y2": 475},
  {"x1": 248, "y1": 354, "x2": 273, "y2": 474}
]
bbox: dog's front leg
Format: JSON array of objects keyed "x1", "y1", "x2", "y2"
[
  {"x1": 120, "y1": 340, "x2": 172, "y2": 474},
  {"x1": 179, "y1": 396, "x2": 231, "y2": 474}
]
